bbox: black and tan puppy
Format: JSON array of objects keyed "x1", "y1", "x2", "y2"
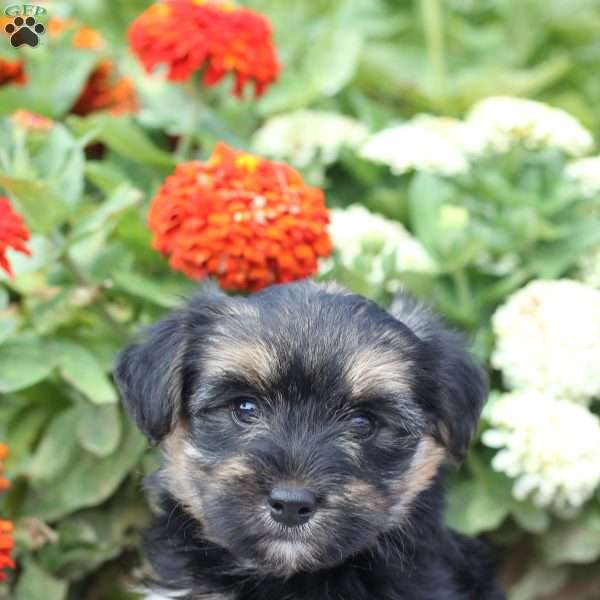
[{"x1": 115, "y1": 281, "x2": 505, "y2": 600}]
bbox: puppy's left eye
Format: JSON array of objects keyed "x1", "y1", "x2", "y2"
[
  {"x1": 348, "y1": 412, "x2": 377, "y2": 438},
  {"x1": 231, "y1": 398, "x2": 260, "y2": 425}
]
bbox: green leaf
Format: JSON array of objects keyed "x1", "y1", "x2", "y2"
[
  {"x1": 408, "y1": 172, "x2": 452, "y2": 256},
  {"x1": 259, "y1": 26, "x2": 361, "y2": 115},
  {"x1": 364, "y1": 185, "x2": 410, "y2": 222},
  {"x1": 84, "y1": 161, "x2": 129, "y2": 194},
  {"x1": 356, "y1": 43, "x2": 429, "y2": 104},
  {"x1": 54, "y1": 340, "x2": 118, "y2": 404},
  {"x1": 0, "y1": 336, "x2": 54, "y2": 393},
  {"x1": 26, "y1": 288, "x2": 76, "y2": 336},
  {"x1": 306, "y1": 28, "x2": 363, "y2": 96},
  {"x1": 86, "y1": 242, "x2": 135, "y2": 283},
  {"x1": 68, "y1": 185, "x2": 142, "y2": 243},
  {"x1": 0, "y1": 316, "x2": 18, "y2": 344},
  {"x1": 446, "y1": 468, "x2": 513, "y2": 536},
  {"x1": 31, "y1": 47, "x2": 99, "y2": 117},
  {"x1": 38, "y1": 484, "x2": 150, "y2": 580},
  {"x1": 132, "y1": 68, "x2": 196, "y2": 134},
  {"x1": 67, "y1": 115, "x2": 176, "y2": 168},
  {"x1": 23, "y1": 418, "x2": 146, "y2": 521},
  {"x1": 5, "y1": 399, "x2": 60, "y2": 474},
  {"x1": 257, "y1": 70, "x2": 322, "y2": 115},
  {"x1": 77, "y1": 404, "x2": 122, "y2": 457},
  {"x1": 33, "y1": 125, "x2": 86, "y2": 207},
  {"x1": 15, "y1": 558, "x2": 67, "y2": 600},
  {"x1": 0, "y1": 46, "x2": 98, "y2": 118},
  {"x1": 111, "y1": 270, "x2": 189, "y2": 308},
  {"x1": 0, "y1": 173, "x2": 69, "y2": 233},
  {"x1": 530, "y1": 219, "x2": 600, "y2": 278},
  {"x1": 510, "y1": 500, "x2": 550, "y2": 534},
  {"x1": 29, "y1": 406, "x2": 81, "y2": 482},
  {"x1": 541, "y1": 508, "x2": 600, "y2": 565}
]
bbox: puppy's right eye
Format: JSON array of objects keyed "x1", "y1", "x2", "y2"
[{"x1": 231, "y1": 398, "x2": 260, "y2": 425}]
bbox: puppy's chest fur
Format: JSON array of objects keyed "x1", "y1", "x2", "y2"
[
  {"x1": 142, "y1": 491, "x2": 504, "y2": 600},
  {"x1": 143, "y1": 549, "x2": 501, "y2": 600}
]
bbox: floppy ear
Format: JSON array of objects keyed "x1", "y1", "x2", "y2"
[
  {"x1": 114, "y1": 312, "x2": 188, "y2": 444},
  {"x1": 391, "y1": 292, "x2": 488, "y2": 461}
]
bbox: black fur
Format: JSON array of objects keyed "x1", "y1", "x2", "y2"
[
  {"x1": 143, "y1": 479, "x2": 504, "y2": 600},
  {"x1": 114, "y1": 281, "x2": 504, "y2": 600}
]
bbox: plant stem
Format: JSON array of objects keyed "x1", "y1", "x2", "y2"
[
  {"x1": 452, "y1": 268, "x2": 475, "y2": 324},
  {"x1": 421, "y1": 0, "x2": 447, "y2": 101}
]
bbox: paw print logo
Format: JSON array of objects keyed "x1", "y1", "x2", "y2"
[{"x1": 4, "y1": 16, "x2": 45, "y2": 48}]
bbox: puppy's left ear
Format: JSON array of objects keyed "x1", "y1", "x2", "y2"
[
  {"x1": 113, "y1": 311, "x2": 188, "y2": 444},
  {"x1": 391, "y1": 293, "x2": 488, "y2": 462}
]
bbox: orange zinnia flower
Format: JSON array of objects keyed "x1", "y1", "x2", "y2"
[
  {"x1": 48, "y1": 17, "x2": 137, "y2": 116},
  {"x1": 128, "y1": 0, "x2": 280, "y2": 96},
  {"x1": 148, "y1": 142, "x2": 331, "y2": 291},
  {"x1": 0, "y1": 57, "x2": 26, "y2": 87},
  {"x1": 0, "y1": 444, "x2": 14, "y2": 583},
  {"x1": 48, "y1": 16, "x2": 105, "y2": 50},
  {"x1": 0, "y1": 197, "x2": 31, "y2": 277},
  {"x1": 0, "y1": 444, "x2": 8, "y2": 492},
  {"x1": 72, "y1": 59, "x2": 139, "y2": 116}
]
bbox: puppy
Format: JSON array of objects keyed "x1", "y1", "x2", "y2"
[{"x1": 115, "y1": 281, "x2": 505, "y2": 600}]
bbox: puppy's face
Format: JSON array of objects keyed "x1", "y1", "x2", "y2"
[{"x1": 115, "y1": 282, "x2": 486, "y2": 576}]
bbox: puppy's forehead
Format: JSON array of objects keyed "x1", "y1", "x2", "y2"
[
  {"x1": 343, "y1": 347, "x2": 413, "y2": 398},
  {"x1": 200, "y1": 289, "x2": 417, "y2": 399},
  {"x1": 201, "y1": 299, "x2": 276, "y2": 384}
]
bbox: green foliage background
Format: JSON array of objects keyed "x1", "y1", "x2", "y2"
[{"x1": 2, "y1": 0, "x2": 600, "y2": 598}]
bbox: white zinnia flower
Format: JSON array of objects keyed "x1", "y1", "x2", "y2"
[
  {"x1": 565, "y1": 156, "x2": 600, "y2": 197},
  {"x1": 482, "y1": 391, "x2": 600, "y2": 514},
  {"x1": 360, "y1": 115, "x2": 484, "y2": 176},
  {"x1": 326, "y1": 205, "x2": 435, "y2": 287},
  {"x1": 252, "y1": 110, "x2": 368, "y2": 168},
  {"x1": 492, "y1": 279, "x2": 600, "y2": 404},
  {"x1": 467, "y1": 96, "x2": 594, "y2": 156}
]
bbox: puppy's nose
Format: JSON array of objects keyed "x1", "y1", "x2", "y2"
[{"x1": 268, "y1": 486, "x2": 317, "y2": 527}]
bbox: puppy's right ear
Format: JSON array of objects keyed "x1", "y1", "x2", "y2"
[{"x1": 114, "y1": 312, "x2": 187, "y2": 444}]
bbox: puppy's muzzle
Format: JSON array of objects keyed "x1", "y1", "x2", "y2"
[{"x1": 268, "y1": 486, "x2": 317, "y2": 527}]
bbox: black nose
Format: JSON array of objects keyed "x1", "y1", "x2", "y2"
[{"x1": 268, "y1": 486, "x2": 317, "y2": 527}]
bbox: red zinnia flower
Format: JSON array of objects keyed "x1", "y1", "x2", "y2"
[
  {"x1": 128, "y1": 0, "x2": 280, "y2": 96},
  {"x1": 0, "y1": 57, "x2": 26, "y2": 87},
  {"x1": 0, "y1": 197, "x2": 31, "y2": 277},
  {"x1": 0, "y1": 521, "x2": 14, "y2": 582},
  {"x1": 148, "y1": 142, "x2": 331, "y2": 291},
  {"x1": 0, "y1": 444, "x2": 14, "y2": 583}
]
